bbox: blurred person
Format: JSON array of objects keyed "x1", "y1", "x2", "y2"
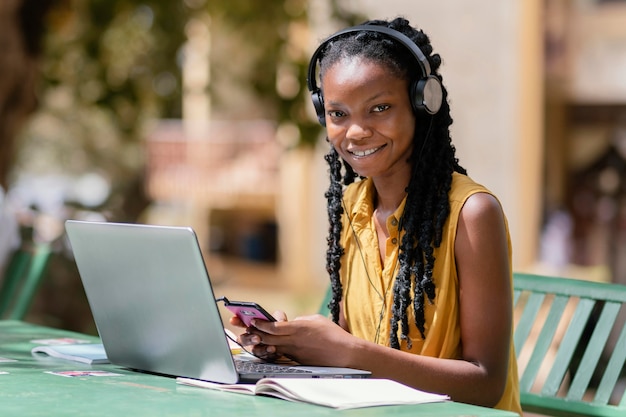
[{"x1": 231, "y1": 17, "x2": 521, "y2": 413}]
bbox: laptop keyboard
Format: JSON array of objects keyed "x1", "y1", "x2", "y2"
[{"x1": 235, "y1": 359, "x2": 312, "y2": 374}]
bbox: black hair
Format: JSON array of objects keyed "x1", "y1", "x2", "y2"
[{"x1": 321, "y1": 17, "x2": 466, "y2": 349}]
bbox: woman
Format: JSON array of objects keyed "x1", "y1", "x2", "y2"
[{"x1": 233, "y1": 17, "x2": 521, "y2": 413}]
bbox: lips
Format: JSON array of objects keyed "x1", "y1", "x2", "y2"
[{"x1": 349, "y1": 145, "x2": 385, "y2": 157}]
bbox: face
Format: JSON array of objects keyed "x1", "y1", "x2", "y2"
[{"x1": 321, "y1": 56, "x2": 416, "y2": 181}]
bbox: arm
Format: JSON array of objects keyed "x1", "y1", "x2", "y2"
[{"x1": 243, "y1": 192, "x2": 512, "y2": 407}]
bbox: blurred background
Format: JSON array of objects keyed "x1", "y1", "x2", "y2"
[{"x1": 1, "y1": 0, "x2": 626, "y2": 334}]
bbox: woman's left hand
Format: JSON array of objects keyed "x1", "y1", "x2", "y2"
[{"x1": 245, "y1": 314, "x2": 354, "y2": 367}]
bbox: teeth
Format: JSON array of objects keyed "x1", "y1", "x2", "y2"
[{"x1": 352, "y1": 147, "x2": 380, "y2": 157}]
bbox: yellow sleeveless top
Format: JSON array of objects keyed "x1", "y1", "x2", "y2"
[{"x1": 340, "y1": 173, "x2": 521, "y2": 414}]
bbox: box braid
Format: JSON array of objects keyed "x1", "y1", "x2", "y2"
[{"x1": 321, "y1": 17, "x2": 466, "y2": 349}]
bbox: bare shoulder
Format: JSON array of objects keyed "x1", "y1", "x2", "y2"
[
  {"x1": 459, "y1": 192, "x2": 505, "y2": 225},
  {"x1": 455, "y1": 191, "x2": 508, "y2": 257}
]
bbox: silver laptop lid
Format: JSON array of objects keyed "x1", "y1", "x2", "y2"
[{"x1": 65, "y1": 220, "x2": 240, "y2": 383}]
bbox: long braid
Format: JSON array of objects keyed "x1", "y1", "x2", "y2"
[
  {"x1": 324, "y1": 146, "x2": 345, "y2": 323},
  {"x1": 321, "y1": 17, "x2": 466, "y2": 347}
]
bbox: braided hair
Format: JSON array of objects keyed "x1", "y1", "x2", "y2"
[{"x1": 321, "y1": 17, "x2": 466, "y2": 349}]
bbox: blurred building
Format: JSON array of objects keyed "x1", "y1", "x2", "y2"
[{"x1": 143, "y1": 119, "x2": 280, "y2": 265}]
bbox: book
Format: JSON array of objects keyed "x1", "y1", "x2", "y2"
[
  {"x1": 176, "y1": 377, "x2": 449, "y2": 409},
  {"x1": 31, "y1": 343, "x2": 110, "y2": 365}
]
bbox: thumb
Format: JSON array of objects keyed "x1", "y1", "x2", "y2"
[{"x1": 273, "y1": 310, "x2": 288, "y2": 322}]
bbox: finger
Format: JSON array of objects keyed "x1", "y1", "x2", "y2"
[
  {"x1": 250, "y1": 318, "x2": 280, "y2": 334},
  {"x1": 273, "y1": 310, "x2": 288, "y2": 321},
  {"x1": 239, "y1": 332, "x2": 262, "y2": 347},
  {"x1": 241, "y1": 328, "x2": 281, "y2": 350},
  {"x1": 249, "y1": 309, "x2": 287, "y2": 332},
  {"x1": 229, "y1": 316, "x2": 246, "y2": 328},
  {"x1": 252, "y1": 344, "x2": 279, "y2": 361}
]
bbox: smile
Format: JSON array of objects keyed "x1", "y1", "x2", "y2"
[{"x1": 349, "y1": 145, "x2": 384, "y2": 157}]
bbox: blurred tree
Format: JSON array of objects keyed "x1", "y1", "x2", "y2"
[
  {"x1": 11, "y1": 0, "x2": 188, "y2": 221},
  {"x1": 0, "y1": 0, "x2": 57, "y2": 190},
  {"x1": 9, "y1": 0, "x2": 365, "y2": 221},
  {"x1": 203, "y1": 0, "x2": 364, "y2": 147}
]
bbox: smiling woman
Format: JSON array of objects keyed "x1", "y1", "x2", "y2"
[{"x1": 229, "y1": 17, "x2": 522, "y2": 415}]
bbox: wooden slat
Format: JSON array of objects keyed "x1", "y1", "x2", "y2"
[
  {"x1": 594, "y1": 316, "x2": 626, "y2": 405},
  {"x1": 514, "y1": 292, "x2": 545, "y2": 354},
  {"x1": 513, "y1": 273, "x2": 626, "y2": 302},
  {"x1": 567, "y1": 302, "x2": 621, "y2": 401},
  {"x1": 520, "y1": 392, "x2": 626, "y2": 417},
  {"x1": 519, "y1": 294, "x2": 569, "y2": 392},
  {"x1": 541, "y1": 298, "x2": 595, "y2": 397}
]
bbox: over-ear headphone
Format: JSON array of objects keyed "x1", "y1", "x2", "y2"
[{"x1": 307, "y1": 25, "x2": 443, "y2": 126}]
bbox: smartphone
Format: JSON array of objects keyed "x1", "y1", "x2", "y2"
[{"x1": 223, "y1": 298, "x2": 276, "y2": 327}]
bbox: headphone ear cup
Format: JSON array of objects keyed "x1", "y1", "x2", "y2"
[
  {"x1": 311, "y1": 90, "x2": 326, "y2": 126},
  {"x1": 411, "y1": 76, "x2": 443, "y2": 115}
]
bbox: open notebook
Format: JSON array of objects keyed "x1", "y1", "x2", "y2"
[{"x1": 65, "y1": 220, "x2": 370, "y2": 383}]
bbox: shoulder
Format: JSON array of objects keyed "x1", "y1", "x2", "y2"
[
  {"x1": 448, "y1": 173, "x2": 502, "y2": 218},
  {"x1": 449, "y1": 172, "x2": 491, "y2": 202},
  {"x1": 459, "y1": 192, "x2": 505, "y2": 226},
  {"x1": 456, "y1": 189, "x2": 509, "y2": 256},
  {"x1": 449, "y1": 173, "x2": 507, "y2": 236}
]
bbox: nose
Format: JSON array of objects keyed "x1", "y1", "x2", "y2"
[{"x1": 346, "y1": 119, "x2": 372, "y2": 141}]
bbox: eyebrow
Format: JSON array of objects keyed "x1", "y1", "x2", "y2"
[{"x1": 325, "y1": 90, "x2": 395, "y2": 107}]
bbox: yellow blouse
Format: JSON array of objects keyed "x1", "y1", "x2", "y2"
[{"x1": 340, "y1": 173, "x2": 521, "y2": 414}]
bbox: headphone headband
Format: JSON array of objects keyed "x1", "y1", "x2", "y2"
[
  {"x1": 307, "y1": 25, "x2": 432, "y2": 91},
  {"x1": 307, "y1": 24, "x2": 442, "y2": 126}
]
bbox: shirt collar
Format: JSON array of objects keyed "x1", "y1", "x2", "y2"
[{"x1": 345, "y1": 178, "x2": 408, "y2": 231}]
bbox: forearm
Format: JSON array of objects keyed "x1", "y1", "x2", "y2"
[
  {"x1": 345, "y1": 336, "x2": 506, "y2": 407},
  {"x1": 248, "y1": 314, "x2": 508, "y2": 407}
]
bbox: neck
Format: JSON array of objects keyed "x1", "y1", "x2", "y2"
[{"x1": 372, "y1": 177, "x2": 408, "y2": 216}]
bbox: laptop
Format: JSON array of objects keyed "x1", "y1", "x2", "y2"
[{"x1": 64, "y1": 220, "x2": 370, "y2": 383}]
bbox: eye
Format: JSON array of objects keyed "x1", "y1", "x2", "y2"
[
  {"x1": 327, "y1": 110, "x2": 345, "y2": 118},
  {"x1": 372, "y1": 104, "x2": 390, "y2": 113}
]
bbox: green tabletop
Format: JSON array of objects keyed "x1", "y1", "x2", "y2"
[{"x1": 0, "y1": 320, "x2": 519, "y2": 416}]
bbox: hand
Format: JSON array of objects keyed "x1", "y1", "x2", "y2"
[
  {"x1": 229, "y1": 310, "x2": 288, "y2": 362},
  {"x1": 247, "y1": 314, "x2": 354, "y2": 367}
]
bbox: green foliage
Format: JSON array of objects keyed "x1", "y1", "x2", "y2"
[
  {"x1": 43, "y1": 0, "x2": 188, "y2": 132},
  {"x1": 13, "y1": 0, "x2": 189, "y2": 218},
  {"x1": 203, "y1": 0, "x2": 318, "y2": 146},
  {"x1": 12, "y1": 0, "x2": 366, "y2": 220},
  {"x1": 200, "y1": 0, "x2": 365, "y2": 147}
]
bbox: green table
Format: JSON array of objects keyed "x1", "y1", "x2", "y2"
[{"x1": 0, "y1": 320, "x2": 519, "y2": 416}]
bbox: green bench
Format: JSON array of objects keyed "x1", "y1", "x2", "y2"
[{"x1": 514, "y1": 272, "x2": 626, "y2": 417}]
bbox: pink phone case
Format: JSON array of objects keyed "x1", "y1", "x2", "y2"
[{"x1": 225, "y1": 304, "x2": 275, "y2": 327}]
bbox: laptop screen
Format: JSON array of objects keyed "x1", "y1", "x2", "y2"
[{"x1": 65, "y1": 220, "x2": 241, "y2": 383}]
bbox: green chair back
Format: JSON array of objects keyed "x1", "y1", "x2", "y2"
[
  {"x1": 513, "y1": 272, "x2": 626, "y2": 417},
  {"x1": 0, "y1": 243, "x2": 51, "y2": 320}
]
